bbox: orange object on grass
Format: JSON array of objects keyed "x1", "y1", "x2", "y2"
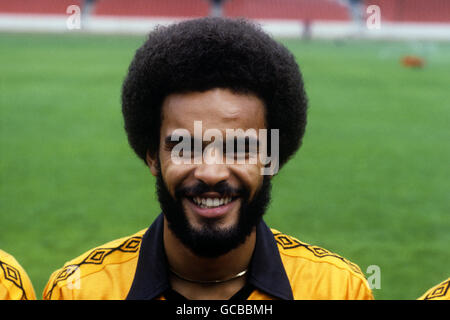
[{"x1": 401, "y1": 55, "x2": 425, "y2": 68}]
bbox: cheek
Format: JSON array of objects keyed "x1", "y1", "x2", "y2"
[
  {"x1": 231, "y1": 165, "x2": 264, "y2": 200},
  {"x1": 160, "y1": 160, "x2": 195, "y2": 196}
]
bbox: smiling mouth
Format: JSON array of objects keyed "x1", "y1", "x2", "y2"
[{"x1": 188, "y1": 196, "x2": 239, "y2": 209}]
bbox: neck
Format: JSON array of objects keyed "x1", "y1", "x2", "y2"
[{"x1": 163, "y1": 217, "x2": 256, "y2": 297}]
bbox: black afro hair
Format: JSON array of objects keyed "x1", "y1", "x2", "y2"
[{"x1": 121, "y1": 17, "x2": 308, "y2": 170}]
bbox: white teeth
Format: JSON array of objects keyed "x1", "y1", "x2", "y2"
[{"x1": 192, "y1": 196, "x2": 234, "y2": 208}]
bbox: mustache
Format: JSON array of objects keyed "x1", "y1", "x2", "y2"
[{"x1": 174, "y1": 180, "x2": 249, "y2": 200}]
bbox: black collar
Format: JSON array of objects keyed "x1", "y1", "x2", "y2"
[{"x1": 126, "y1": 214, "x2": 293, "y2": 300}]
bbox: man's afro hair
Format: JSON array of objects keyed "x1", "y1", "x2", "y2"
[{"x1": 121, "y1": 17, "x2": 308, "y2": 170}]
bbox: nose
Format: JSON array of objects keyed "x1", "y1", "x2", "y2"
[{"x1": 193, "y1": 162, "x2": 230, "y2": 187}]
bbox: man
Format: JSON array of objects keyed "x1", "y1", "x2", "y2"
[
  {"x1": 0, "y1": 249, "x2": 36, "y2": 300},
  {"x1": 43, "y1": 17, "x2": 373, "y2": 300}
]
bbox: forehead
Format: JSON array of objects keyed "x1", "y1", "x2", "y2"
[{"x1": 160, "y1": 88, "x2": 266, "y2": 134}]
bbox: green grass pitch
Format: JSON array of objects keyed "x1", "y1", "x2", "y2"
[{"x1": 0, "y1": 32, "x2": 449, "y2": 299}]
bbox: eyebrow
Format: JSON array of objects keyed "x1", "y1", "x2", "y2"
[{"x1": 164, "y1": 135, "x2": 200, "y2": 146}]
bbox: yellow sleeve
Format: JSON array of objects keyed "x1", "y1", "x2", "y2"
[
  {"x1": 0, "y1": 249, "x2": 36, "y2": 300},
  {"x1": 418, "y1": 278, "x2": 450, "y2": 300},
  {"x1": 346, "y1": 268, "x2": 374, "y2": 300},
  {"x1": 43, "y1": 230, "x2": 144, "y2": 300},
  {"x1": 284, "y1": 254, "x2": 374, "y2": 300},
  {"x1": 273, "y1": 231, "x2": 374, "y2": 300}
]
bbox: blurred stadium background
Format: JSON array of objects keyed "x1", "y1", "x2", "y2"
[
  {"x1": 1, "y1": 0, "x2": 450, "y2": 39},
  {"x1": 0, "y1": 0, "x2": 449, "y2": 299}
]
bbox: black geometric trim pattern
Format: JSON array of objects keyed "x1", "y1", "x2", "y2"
[
  {"x1": 119, "y1": 237, "x2": 141, "y2": 253},
  {"x1": 273, "y1": 232, "x2": 363, "y2": 276},
  {"x1": 55, "y1": 264, "x2": 79, "y2": 282},
  {"x1": 0, "y1": 260, "x2": 28, "y2": 300},
  {"x1": 44, "y1": 236, "x2": 142, "y2": 300},
  {"x1": 424, "y1": 279, "x2": 450, "y2": 300},
  {"x1": 274, "y1": 234, "x2": 303, "y2": 249},
  {"x1": 85, "y1": 249, "x2": 111, "y2": 265}
]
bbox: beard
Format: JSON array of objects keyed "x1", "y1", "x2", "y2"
[{"x1": 155, "y1": 170, "x2": 272, "y2": 258}]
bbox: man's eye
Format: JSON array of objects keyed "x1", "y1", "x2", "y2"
[
  {"x1": 164, "y1": 143, "x2": 176, "y2": 152},
  {"x1": 224, "y1": 139, "x2": 258, "y2": 159}
]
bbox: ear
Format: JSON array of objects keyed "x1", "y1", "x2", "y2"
[{"x1": 146, "y1": 150, "x2": 159, "y2": 177}]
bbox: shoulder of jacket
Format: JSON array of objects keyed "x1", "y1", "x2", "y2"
[
  {"x1": 0, "y1": 249, "x2": 36, "y2": 300},
  {"x1": 418, "y1": 278, "x2": 450, "y2": 300},
  {"x1": 43, "y1": 229, "x2": 146, "y2": 299},
  {"x1": 271, "y1": 229, "x2": 366, "y2": 278}
]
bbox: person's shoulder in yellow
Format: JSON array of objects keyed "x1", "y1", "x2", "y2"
[
  {"x1": 43, "y1": 229, "x2": 146, "y2": 300},
  {"x1": 43, "y1": 227, "x2": 374, "y2": 300},
  {"x1": 0, "y1": 249, "x2": 36, "y2": 300},
  {"x1": 418, "y1": 277, "x2": 450, "y2": 300},
  {"x1": 269, "y1": 229, "x2": 374, "y2": 300}
]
